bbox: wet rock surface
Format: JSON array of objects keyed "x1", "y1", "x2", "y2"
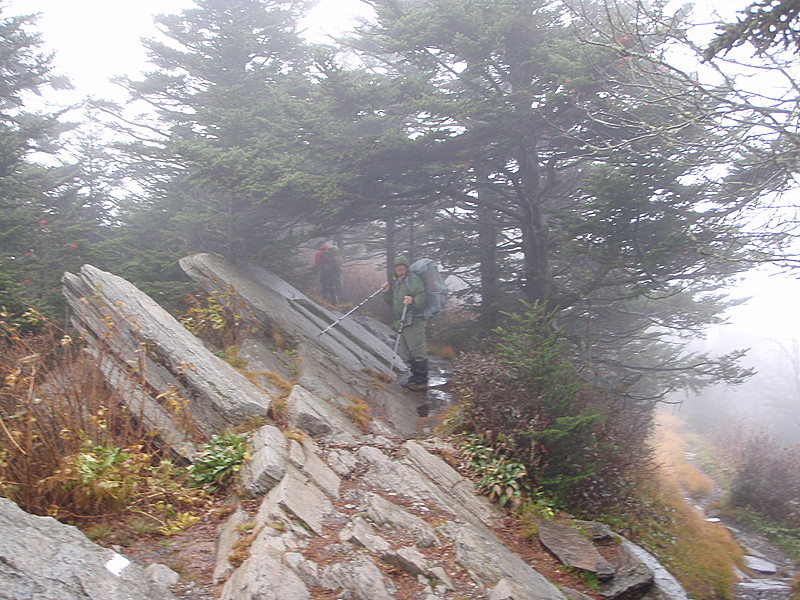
[{"x1": 2, "y1": 257, "x2": 710, "y2": 600}]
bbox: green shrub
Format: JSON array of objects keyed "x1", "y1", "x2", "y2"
[
  {"x1": 188, "y1": 432, "x2": 249, "y2": 491},
  {"x1": 451, "y1": 302, "x2": 652, "y2": 513},
  {"x1": 459, "y1": 434, "x2": 530, "y2": 508}
]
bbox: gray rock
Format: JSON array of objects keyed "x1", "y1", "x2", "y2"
[
  {"x1": 288, "y1": 437, "x2": 341, "y2": 499},
  {"x1": 537, "y1": 520, "x2": 615, "y2": 580},
  {"x1": 366, "y1": 493, "x2": 440, "y2": 548},
  {"x1": 736, "y1": 579, "x2": 792, "y2": 600},
  {"x1": 256, "y1": 467, "x2": 336, "y2": 536},
  {"x1": 0, "y1": 497, "x2": 177, "y2": 600},
  {"x1": 358, "y1": 443, "x2": 499, "y2": 529},
  {"x1": 598, "y1": 541, "x2": 655, "y2": 600},
  {"x1": 320, "y1": 554, "x2": 398, "y2": 600},
  {"x1": 562, "y1": 587, "x2": 598, "y2": 600},
  {"x1": 286, "y1": 385, "x2": 361, "y2": 439},
  {"x1": 745, "y1": 555, "x2": 779, "y2": 575},
  {"x1": 239, "y1": 425, "x2": 288, "y2": 498},
  {"x1": 402, "y1": 441, "x2": 502, "y2": 526},
  {"x1": 179, "y1": 253, "x2": 404, "y2": 377},
  {"x1": 180, "y1": 253, "x2": 423, "y2": 436},
  {"x1": 442, "y1": 522, "x2": 566, "y2": 600},
  {"x1": 219, "y1": 535, "x2": 309, "y2": 600},
  {"x1": 62, "y1": 265, "x2": 269, "y2": 459},
  {"x1": 326, "y1": 448, "x2": 360, "y2": 476},
  {"x1": 213, "y1": 505, "x2": 251, "y2": 583},
  {"x1": 339, "y1": 517, "x2": 391, "y2": 553},
  {"x1": 379, "y1": 545, "x2": 430, "y2": 577},
  {"x1": 144, "y1": 563, "x2": 180, "y2": 588},
  {"x1": 621, "y1": 539, "x2": 688, "y2": 600},
  {"x1": 429, "y1": 566, "x2": 455, "y2": 591},
  {"x1": 283, "y1": 552, "x2": 320, "y2": 587},
  {"x1": 489, "y1": 579, "x2": 526, "y2": 600},
  {"x1": 575, "y1": 520, "x2": 617, "y2": 543},
  {"x1": 237, "y1": 336, "x2": 296, "y2": 389}
]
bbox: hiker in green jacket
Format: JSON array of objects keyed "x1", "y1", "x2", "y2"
[{"x1": 381, "y1": 256, "x2": 428, "y2": 391}]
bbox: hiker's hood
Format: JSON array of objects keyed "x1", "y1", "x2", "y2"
[{"x1": 394, "y1": 256, "x2": 411, "y2": 268}]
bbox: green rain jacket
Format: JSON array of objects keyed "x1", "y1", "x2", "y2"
[{"x1": 385, "y1": 256, "x2": 426, "y2": 328}]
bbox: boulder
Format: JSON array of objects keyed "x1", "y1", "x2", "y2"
[
  {"x1": 62, "y1": 264, "x2": 269, "y2": 459},
  {"x1": 239, "y1": 425, "x2": 288, "y2": 498},
  {"x1": 537, "y1": 519, "x2": 615, "y2": 580},
  {"x1": 598, "y1": 540, "x2": 654, "y2": 599},
  {"x1": 0, "y1": 498, "x2": 177, "y2": 600}
]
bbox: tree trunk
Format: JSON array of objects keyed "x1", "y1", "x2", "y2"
[
  {"x1": 385, "y1": 217, "x2": 397, "y2": 282},
  {"x1": 477, "y1": 173, "x2": 500, "y2": 330},
  {"x1": 518, "y1": 145, "x2": 553, "y2": 305}
]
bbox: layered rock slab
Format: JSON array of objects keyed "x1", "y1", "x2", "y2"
[
  {"x1": 0, "y1": 498, "x2": 175, "y2": 600},
  {"x1": 62, "y1": 264, "x2": 270, "y2": 458},
  {"x1": 179, "y1": 253, "x2": 422, "y2": 435}
]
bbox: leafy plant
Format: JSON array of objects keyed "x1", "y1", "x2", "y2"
[
  {"x1": 179, "y1": 287, "x2": 254, "y2": 349},
  {"x1": 458, "y1": 434, "x2": 529, "y2": 508},
  {"x1": 188, "y1": 432, "x2": 249, "y2": 491},
  {"x1": 158, "y1": 511, "x2": 201, "y2": 536}
]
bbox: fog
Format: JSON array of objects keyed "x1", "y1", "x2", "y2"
[{"x1": 677, "y1": 266, "x2": 800, "y2": 446}]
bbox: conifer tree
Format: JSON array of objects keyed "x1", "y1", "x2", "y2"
[
  {"x1": 0, "y1": 8, "x2": 85, "y2": 318},
  {"x1": 330, "y1": 0, "x2": 767, "y2": 399},
  {"x1": 108, "y1": 0, "x2": 321, "y2": 287}
]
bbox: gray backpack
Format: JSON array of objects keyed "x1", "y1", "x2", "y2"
[{"x1": 410, "y1": 258, "x2": 448, "y2": 319}]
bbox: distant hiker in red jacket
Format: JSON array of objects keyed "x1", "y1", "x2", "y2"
[{"x1": 314, "y1": 242, "x2": 342, "y2": 305}]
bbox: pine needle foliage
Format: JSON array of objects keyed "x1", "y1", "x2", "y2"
[{"x1": 452, "y1": 302, "x2": 653, "y2": 513}]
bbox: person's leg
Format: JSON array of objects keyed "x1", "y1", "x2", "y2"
[{"x1": 400, "y1": 320, "x2": 428, "y2": 390}]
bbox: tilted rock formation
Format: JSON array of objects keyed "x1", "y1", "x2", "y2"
[
  {"x1": 62, "y1": 264, "x2": 272, "y2": 459},
  {"x1": 0, "y1": 498, "x2": 176, "y2": 600},
  {"x1": 4, "y1": 255, "x2": 694, "y2": 600},
  {"x1": 179, "y1": 252, "x2": 422, "y2": 436}
]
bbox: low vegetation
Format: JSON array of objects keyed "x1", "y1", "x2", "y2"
[
  {"x1": 187, "y1": 432, "x2": 250, "y2": 492},
  {"x1": 644, "y1": 414, "x2": 744, "y2": 599},
  {"x1": 449, "y1": 303, "x2": 653, "y2": 514},
  {"x1": 692, "y1": 418, "x2": 800, "y2": 561},
  {"x1": 0, "y1": 314, "x2": 246, "y2": 541}
]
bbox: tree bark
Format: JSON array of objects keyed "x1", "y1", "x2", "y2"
[{"x1": 477, "y1": 172, "x2": 500, "y2": 330}]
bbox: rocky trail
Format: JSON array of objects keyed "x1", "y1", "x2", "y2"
[
  {"x1": 0, "y1": 253, "x2": 709, "y2": 600},
  {"x1": 681, "y1": 449, "x2": 798, "y2": 600}
]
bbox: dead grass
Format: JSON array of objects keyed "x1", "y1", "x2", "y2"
[
  {"x1": 343, "y1": 395, "x2": 371, "y2": 430},
  {"x1": 653, "y1": 411, "x2": 715, "y2": 500},
  {"x1": 647, "y1": 410, "x2": 744, "y2": 600}
]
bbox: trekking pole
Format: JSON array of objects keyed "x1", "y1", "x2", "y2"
[
  {"x1": 391, "y1": 304, "x2": 409, "y2": 375},
  {"x1": 317, "y1": 286, "x2": 384, "y2": 337}
]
